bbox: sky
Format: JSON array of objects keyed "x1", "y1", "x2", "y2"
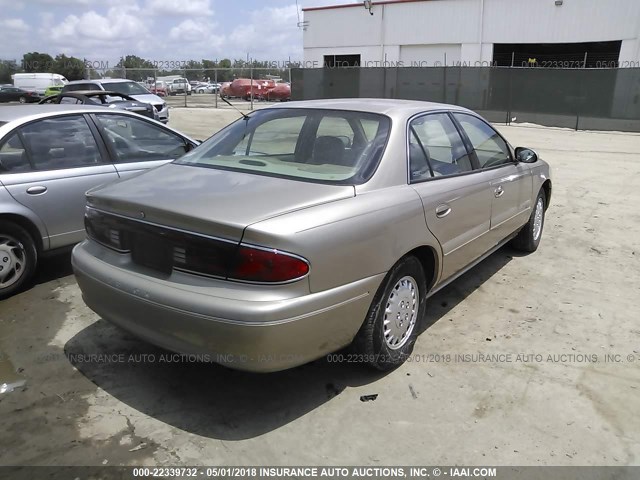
[{"x1": 0, "y1": 0, "x2": 345, "y2": 65}]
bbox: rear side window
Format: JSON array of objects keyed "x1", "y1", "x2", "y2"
[
  {"x1": 234, "y1": 116, "x2": 305, "y2": 157},
  {"x1": 20, "y1": 115, "x2": 103, "y2": 170},
  {"x1": 454, "y1": 113, "x2": 511, "y2": 168},
  {"x1": 96, "y1": 114, "x2": 188, "y2": 162},
  {"x1": 409, "y1": 113, "x2": 473, "y2": 181},
  {"x1": 0, "y1": 133, "x2": 31, "y2": 173}
]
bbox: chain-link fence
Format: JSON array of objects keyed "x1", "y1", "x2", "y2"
[
  {"x1": 291, "y1": 67, "x2": 640, "y2": 132},
  {"x1": 4, "y1": 56, "x2": 640, "y2": 131}
]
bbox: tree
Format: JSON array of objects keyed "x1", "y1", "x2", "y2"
[
  {"x1": 116, "y1": 55, "x2": 156, "y2": 81},
  {"x1": 22, "y1": 52, "x2": 54, "y2": 72},
  {"x1": 183, "y1": 60, "x2": 203, "y2": 81},
  {"x1": 53, "y1": 54, "x2": 85, "y2": 81},
  {"x1": 217, "y1": 59, "x2": 233, "y2": 82},
  {"x1": 202, "y1": 59, "x2": 215, "y2": 81},
  {"x1": 0, "y1": 60, "x2": 19, "y2": 84}
]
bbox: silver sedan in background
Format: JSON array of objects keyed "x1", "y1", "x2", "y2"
[
  {"x1": 72, "y1": 99, "x2": 551, "y2": 372},
  {"x1": 0, "y1": 105, "x2": 198, "y2": 299}
]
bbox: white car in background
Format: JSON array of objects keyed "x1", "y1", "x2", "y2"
[
  {"x1": 168, "y1": 78, "x2": 192, "y2": 96},
  {"x1": 194, "y1": 83, "x2": 219, "y2": 94}
]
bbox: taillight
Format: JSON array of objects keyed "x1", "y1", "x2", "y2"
[
  {"x1": 229, "y1": 245, "x2": 309, "y2": 283},
  {"x1": 85, "y1": 207, "x2": 128, "y2": 251}
]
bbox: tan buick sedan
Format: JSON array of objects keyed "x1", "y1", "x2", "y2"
[{"x1": 72, "y1": 99, "x2": 551, "y2": 372}]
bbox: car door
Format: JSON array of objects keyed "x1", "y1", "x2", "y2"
[
  {"x1": 452, "y1": 113, "x2": 532, "y2": 245},
  {"x1": 2, "y1": 88, "x2": 20, "y2": 102},
  {"x1": 0, "y1": 114, "x2": 119, "y2": 249},
  {"x1": 91, "y1": 113, "x2": 191, "y2": 178},
  {"x1": 408, "y1": 112, "x2": 496, "y2": 282}
]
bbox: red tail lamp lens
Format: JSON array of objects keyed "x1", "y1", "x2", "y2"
[{"x1": 230, "y1": 246, "x2": 309, "y2": 283}]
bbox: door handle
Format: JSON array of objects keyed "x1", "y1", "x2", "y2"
[
  {"x1": 26, "y1": 186, "x2": 47, "y2": 195},
  {"x1": 494, "y1": 186, "x2": 504, "y2": 198},
  {"x1": 435, "y1": 204, "x2": 451, "y2": 218}
]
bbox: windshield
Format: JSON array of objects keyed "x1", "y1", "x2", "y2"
[
  {"x1": 102, "y1": 81, "x2": 150, "y2": 95},
  {"x1": 175, "y1": 108, "x2": 390, "y2": 185}
]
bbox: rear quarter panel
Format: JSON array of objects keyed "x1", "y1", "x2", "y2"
[
  {"x1": 531, "y1": 159, "x2": 552, "y2": 205},
  {"x1": 242, "y1": 185, "x2": 442, "y2": 293}
]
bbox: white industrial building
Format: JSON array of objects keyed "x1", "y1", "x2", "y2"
[{"x1": 302, "y1": 0, "x2": 640, "y2": 68}]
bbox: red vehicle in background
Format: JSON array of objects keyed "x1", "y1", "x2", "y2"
[
  {"x1": 219, "y1": 82, "x2": 232, "y2": 99},
  {"x1": 219, "y1": 78, "x2": 289, "y2": 101},
  {"x1": 149, "y1": 81, "x2": 168, "y2": 97},
  {"x1": 266, "y1": 83, "x2": 291, "y2": 101}
]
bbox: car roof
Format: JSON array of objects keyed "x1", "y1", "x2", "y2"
[
  {"x1": 60, "y1": 90, "x2": 126, "y2": 96},
  {"x1": 0, "y1": 105, "x2": 197, "y2": 143},
  {"x1": 266, "y1": 98, "x2": 474, "y2": 117},
  {"x1": 0, "y1": 104, "x2": 135, "y2": 123},
  {"x1": 66, "y1": 78, "x2": 133, "y2": 84}
]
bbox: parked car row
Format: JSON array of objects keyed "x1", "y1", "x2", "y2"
[
  {"x1": 62, "y1": 79, "x2": 169, "y2": 124},
  {"x1": 39, "y1": 91, "x2": 159, "y2": 121}
]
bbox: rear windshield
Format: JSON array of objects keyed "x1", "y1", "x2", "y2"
[
  {"x1": 101, "y1": 81, "x2": 149, "y2": 95},
  {"x1": 175, "y1": 108, "x2": 391, "y2": 185}
]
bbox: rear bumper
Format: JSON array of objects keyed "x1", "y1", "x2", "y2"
[{"x1": 72, "y1": 241, "x2": 383, "y2": 372}]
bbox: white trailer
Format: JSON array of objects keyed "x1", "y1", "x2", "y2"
[{"x1": 11, "y1": 73, "x2": 68, "y2": 95}]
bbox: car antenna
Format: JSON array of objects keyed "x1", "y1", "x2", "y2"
[{"x1": 221, "y1": 96, "x2": 250, "y2": 120}]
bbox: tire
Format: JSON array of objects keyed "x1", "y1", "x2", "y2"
[
  {"x1": 352, "y1": 256, "x2": 427, "y2": 371},
  {"x1": 19, "y1": 96, "x2": 26, "y2": 104},
  {"x1": 512, "y1": 189, "x2": 546, "y2": 252},
  {"x1": 0, "y1": 220, "x2": 37, "y2": 300}
]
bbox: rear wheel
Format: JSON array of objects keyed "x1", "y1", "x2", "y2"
[
  {"x1": 512, "y1": 189, "x2": 546, "y2": 252},
  {"x1": 18, "y1": 96, "x2": 27, "y2": 104},
  {"x1": 0, "y1": 221, "x2": 37, "y2": 300},
  {"x1": 352, "y1": 256, "x2": 427, "y2": 370}
]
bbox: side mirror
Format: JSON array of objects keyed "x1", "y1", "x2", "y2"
[{"x1": 515, "y1": 147, "x2": 538, "y2": 163}]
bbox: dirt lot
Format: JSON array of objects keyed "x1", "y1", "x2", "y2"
[{"x1": 1, "y1": 107, "x2": 639, "y2": 467}]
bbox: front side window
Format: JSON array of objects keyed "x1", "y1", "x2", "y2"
[
  {"x1": 409, "y1": 113, "x2": 473, "y2": 180},
  {"x1": 0, "y1": 133, "x2": 31, "y2": 173},
  {"x1": 96, "y1": 114, "x2": 188, "y2": 163},
  {"x1": 64, "y1": 83, "x2": 99, "y2": 92},
  {"x1": 19, "y1": 115, "x2": 103, "y2": 170},
  {"x1": 176, "y1": 108, "x2": 391, "y2": 185},
  {"x1": 454, "y1": 113, "x2": 511, "y2": 168}
]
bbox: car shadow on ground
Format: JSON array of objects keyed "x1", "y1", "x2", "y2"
[
  {"x1": 65, "y1": 247, "x2": 516, "y2": 440},
  {"x1": 418, "y1": 247, "x2": 516, "y2": 334},
  {"x1": 34, "y1": 251, "x2": 73, "y2": 285}
]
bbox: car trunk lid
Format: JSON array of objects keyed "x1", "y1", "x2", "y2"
[{"x1": 86, "y1": 162, "x2": 355, "y2": 242}]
